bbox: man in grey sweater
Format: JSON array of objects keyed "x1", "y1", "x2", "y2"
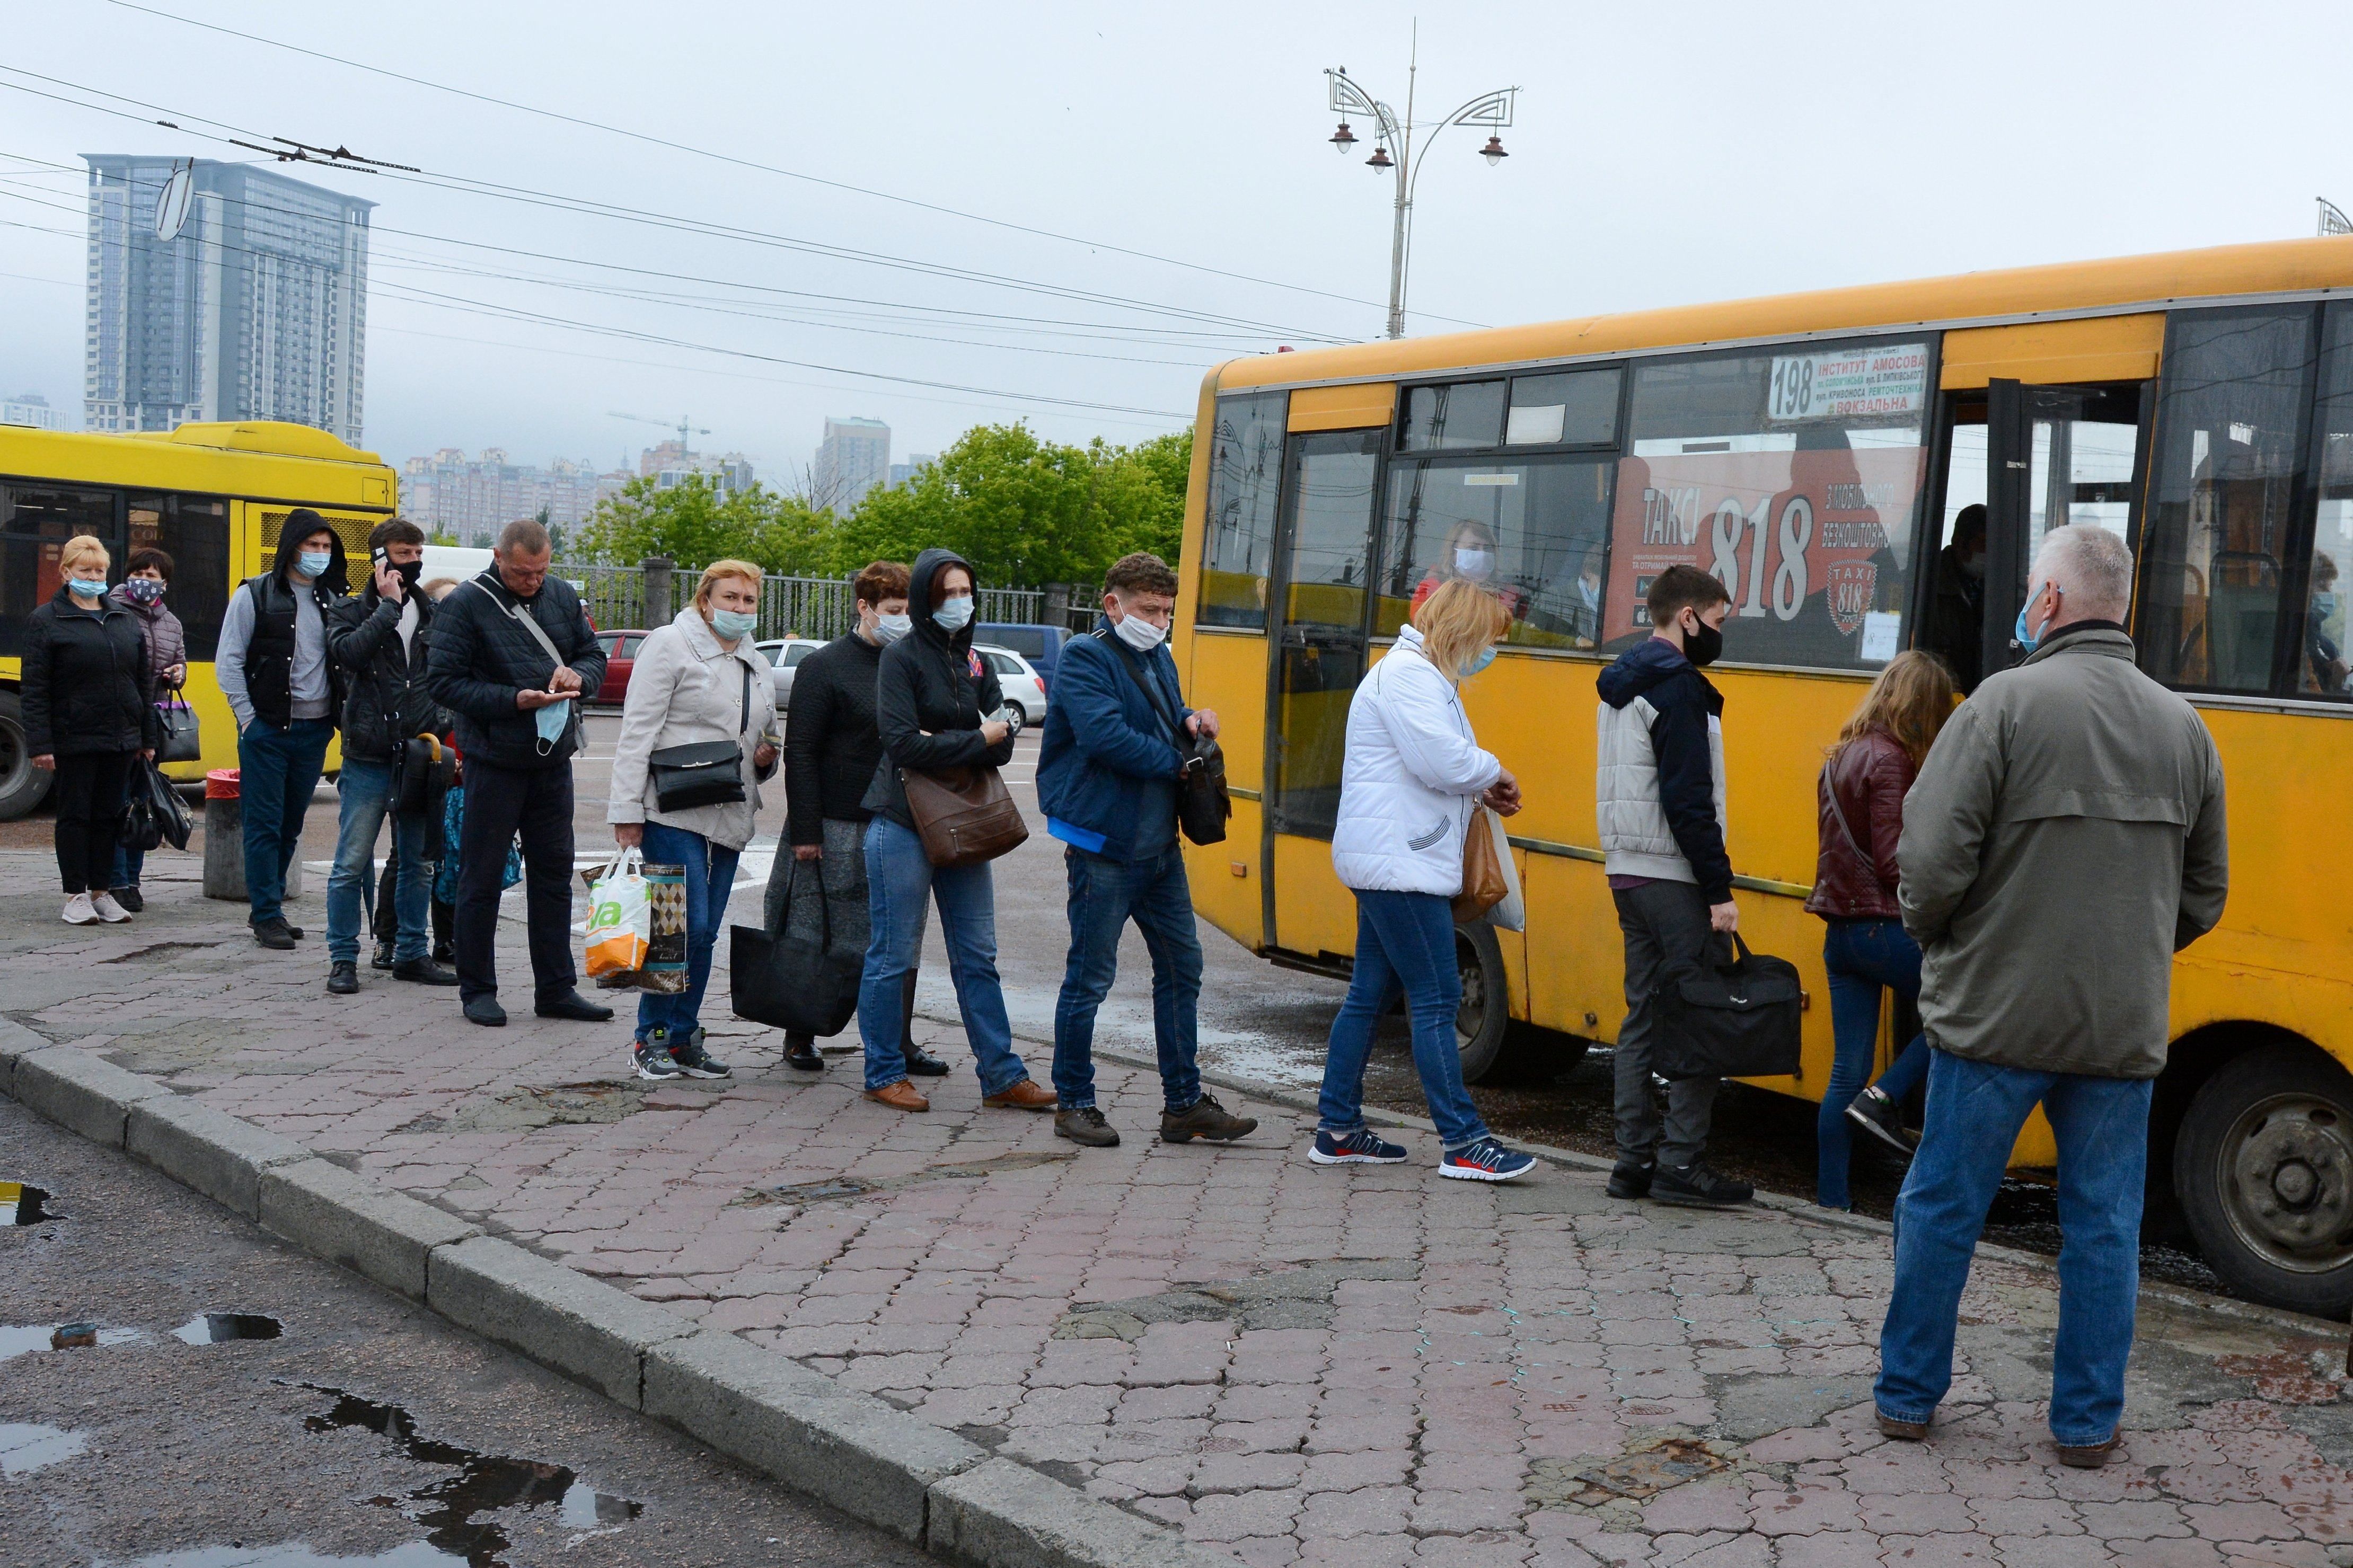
[{"x1": 1874, "y1": 524, "x2": 2228, "y2": 1468}]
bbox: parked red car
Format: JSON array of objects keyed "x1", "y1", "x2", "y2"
[{"x1": 592, "y1": 630, "x2": 648, "y2": 706}]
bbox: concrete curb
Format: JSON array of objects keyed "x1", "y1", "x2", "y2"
[{"x1": 0, "y1": 1033, "x2": 1237, "y2": 1568}]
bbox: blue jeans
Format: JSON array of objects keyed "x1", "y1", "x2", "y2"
[
  {"x1": 858, "y1": 816, "x2": 1030, "y2": 1095},
  {"x1": 237, "y1": 717, "x2": 333, "y2": 924},
  {"x1": 111, "y1": 841, "x2": 144, "y2": 891},
  {"x1": 325, "y1": 758, "x2": 430, "y2": 966},
  {"x1": 1317, "y1": 889, "x2": 1490, "y2": 1151},
  {"x1": 1875, "y1": 1049, "x2": 2153, "y2": 1446},
  {"x1": 635, "y1": 820, "x2": 739, "y2": 1044},
  {"x1": 1818, "y1": 918, "x2": 1932, "y2": 1209},
  {"x1": 1052, "y1": 846, "x2": 1204, "y2": 1113}
]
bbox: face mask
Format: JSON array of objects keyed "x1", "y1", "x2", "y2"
[
  {"x1": 1454, "y1": 547, "x2": 1495, "y2": 580},
  {"x1": 1459, "y1": 645, "x2": 1497, "y2": 679},
  {"x1": 67, "y1": 577, "x2": 108, "y2": 600},
  {"x1": 710, "y1": 608, "x2": 757, "y2": 641},
  {"x1": 296, "y1": 550, "x2": 332, "y2": 580},
  {"x1": 124, "y1": 577, "x2": 165, "y2": 606},
  {"x1": 392, "y1": 557, "x2": 422, "y2": 593},
  {"x1": 1578, "y1": 576, "x2": 1599, "y2": 609},
  {"x1": 1113, "y1": 613, "x2": 1167, "y2": 652},
  {"x1": 534, "y1": 696, "x2": 572, "y2": 754},
  {"x1": 2315, "y1": 591, "x2": 2339, "y2": 621},
  {"x1": 2015, "y1": 581, "x2": 2055, "y2": 653},
  {"x1": 933, "y1": 596, "x2": 974, "y2": 632},
  {"x1": 1683, "y1": 615, "x2": 1724, "y2": 667},
  {"x1": 1960, "y1": 553, "x2": 1987, "y2": 582},
  {"x1": 873, "y1": 612, "x2": 912, "y2": 645}
]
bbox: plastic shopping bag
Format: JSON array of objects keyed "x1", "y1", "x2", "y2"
[
  {"x1": 583, "y1": 848, "x2": 652, "y2": 980},
  {"x1": 1484, "y1": 808, "x2": 1524, "y2": 933}
]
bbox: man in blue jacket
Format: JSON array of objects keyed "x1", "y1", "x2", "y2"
[{"x1": 1037, "y1": 553, "x2": 1257, "y2": 1150}]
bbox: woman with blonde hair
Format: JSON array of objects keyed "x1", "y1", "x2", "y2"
[
  {"x1": 609, "y1": 559, "x2": 779, "y2": 1079},
  {"x1": 23, "y1": 535, "x2": 159, "y2": 924},
  {"x1": 1803, "y1": 648, "x2": 1957, "y2": 1208},
  {"x1": 1312, "y1": 578, "x2": 1536, "y2": 1181}
]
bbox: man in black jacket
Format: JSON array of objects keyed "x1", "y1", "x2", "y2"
[
  {"x1": 424, "y1": 519, "x2": 611, "y2": 1027},
  {"x1": 323, "y1": 519, "x2": 456, "y2": 996}
]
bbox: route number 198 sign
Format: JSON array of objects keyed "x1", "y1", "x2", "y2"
[{"x1": 1769, "y1": 344, "x2": 1928, "y2": 423}]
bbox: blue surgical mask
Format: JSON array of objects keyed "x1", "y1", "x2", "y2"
[
  {"x1": 534, "y1": 696, "x2": 572, "y2": 754},
  {"x1": 67, "y1": 577, "x2": 108, "y2": 600},
  {"x1": 710, "y1": 608, "x2": 757, "y2": 641},
  {"x1": 933, "y1": 596, "x2": 974, "y2": 632},
  {"x1": 2015, "y1": 580, "x2": 2058, "y2": 653},
  {"x1": 296, "y1": 550, "x2": 332, "y2": 579},
  {"x1": 1459, "y1": 645, "x2": 1497, "y2": 679},
  {"x1": 873, "y1": 612, "x2": 913, "y2": 645},
  {"x1": 2315, "y1": 591, "x2": 2339, "y2": 622}
]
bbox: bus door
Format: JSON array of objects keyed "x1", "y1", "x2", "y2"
[{"x1": 1263, "y1": 428, "x2": 1381, "y2": 962}]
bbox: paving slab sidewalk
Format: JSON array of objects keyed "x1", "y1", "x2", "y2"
[{"x1": 7, "y1": 850, "x2": 2353, "y2": 1567}]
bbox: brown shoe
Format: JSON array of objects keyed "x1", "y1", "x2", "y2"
[
  {"x1": 2055, "y1": 1432, "x2": 2121, "y2": 1468},
  {"x1": 863, "y1": 1080, "x2": 930, "y2": 1112},
  {"x1": 983, "y1": 1079, "x2": 1058, "y2": 1111},
  {"x1": 1875, "y1": 1412, "x2": 1929, "y2": 1442}
]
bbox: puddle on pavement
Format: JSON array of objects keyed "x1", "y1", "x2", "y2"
[
  {"x1": 738, "y1": 1148, "x2": 1078, "y2": 1208},
  {"x1": 174, "y1": 1313, "x2": 284, "y2": 1345},
  {"x1": 294, "y1": 1383, "x2": 642, "y2": 1565},
  {"x1": 0, "y1": 1322, "x2": 142, "y2": 1360},
  {"x1": 1, "y1": 1181, "x2": 53, "y2": 1224},
  {"x1": 0, "y1": 1420, "x2": 88, "y2": 1476},
  {"x1": 107, "y1": 1544, "x2": 460, "y2": 1566}
]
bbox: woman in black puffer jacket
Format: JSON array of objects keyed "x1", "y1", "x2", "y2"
[
  {"x1": 23, "y1": 536, "x2": 158, "y2": 926},
  {"x1": 854, "y1": 547, "x2": 1054, "y2": 1115}
]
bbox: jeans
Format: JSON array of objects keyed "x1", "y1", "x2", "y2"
[
  {"x1": 111, "y1": 840, "x2": 144, "y2": 891},
  {"x1": 454, "y1": 759, "x2": 577, "y2": 1003},
  {"x1": 1611, "y1": 880, "x2": 1721, "y2": 1170},
  {"x1": 1875, "y1": 1049, "x2": 2153, "y2": 1446},
  {"x1": 1317, "y1": 889, "x2": 1489, "y2": 1151},
  {"x1": 325, "y1": 759, "x2": 431, "y2": 967},
  {"x1": 237, "y1": 717, "x2": 333, "y2": 923},
  {"x1": 1052, "y1": 846, "x2": 1203, "y2": 1113},
  {"x1": 857, "y1": 816, "x2": 1030, "y2": 1095},
  {"x1": 1818, "y1": 918, "x2": 1933, "y2": 1209},
  {"x1": 636, "y1": 820, "x2": 739, "y2": 1044},
  {"x1": 53, "y1": 751, "x2": 133, "y2": 895}
]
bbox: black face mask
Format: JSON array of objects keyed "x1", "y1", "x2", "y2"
[
  {"x1": 392, "y1": 557, "x2": 423, "y2": 594},
  {"x1": 1683, "y1": 616, "x2": 1724, "y2": 667}
]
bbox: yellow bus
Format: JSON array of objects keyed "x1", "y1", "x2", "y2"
[
  {"x1": 1175, "y1": 237, "x2": 2353, "y2": 1316},
  {"x1": 0, "y1": 420, "x2": 397, "y2": 816}
]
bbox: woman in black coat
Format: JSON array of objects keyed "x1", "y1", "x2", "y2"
[
  {"x1": 23, "y1": 536, "x2": 158, "y2": 925},
  {"x1": 854, "y1": 547, "x2": 1055, "y2": 1115}
]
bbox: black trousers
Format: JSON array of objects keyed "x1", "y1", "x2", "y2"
[
  {"x1": 454, "y1": 760, "x2": 576, "y2": 1003},
  {"x1": 375, "y1": 859, "x2": 454, "y2": 951},
  {"x1": 53, "y1": 750, "x2": 133, "y2": 895}
]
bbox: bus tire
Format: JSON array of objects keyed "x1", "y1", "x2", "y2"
[
  {"x1": 0, "y1": 691, "x2": 52, "y2": 821},
  {"x1": 1454, "y1": 921, "x2": 1512, "y2": 1083},
  {"x1": 2174, "y1": 1043, "x2": 2353, "y2": 1318}
]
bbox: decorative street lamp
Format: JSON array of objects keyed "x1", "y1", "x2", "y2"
[{"x1": 1324, "y1": 46, "x2": 1519, "y2": 340}]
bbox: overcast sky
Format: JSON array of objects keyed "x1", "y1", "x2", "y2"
[{"x1": 4, "y1": 0, "x2": 2351, "y2": 479}]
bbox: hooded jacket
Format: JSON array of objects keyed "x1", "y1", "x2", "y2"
[
  {"x1": 861, "y1": 547, "x2": 1014, "y2": 830},
  {"x1": 21, "y1": 584, "x2": 158, "y2": 756},
  {"x1": 328, "y1": 573, "x2": 443, "y2": 765},
  {"x1": 219, "y1": 511, "x2": 351, "y2": 731},
  {"x1": 1328, "y1": 625, "x2": 1503, "y2": 896},
  {"x1": 1594, "y1": 636, "x2": 1731, "y2": 902},
  {"x1": 607, "y1": 604, "x2": 780, "y2": 851},
  {"x1": 1035, "y1": 614, "x2": 1194, "y2": 862}
]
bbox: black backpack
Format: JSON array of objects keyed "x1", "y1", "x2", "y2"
[{"x1": 1651, "y1": 934, "x2": 1804, "y2": 1080}]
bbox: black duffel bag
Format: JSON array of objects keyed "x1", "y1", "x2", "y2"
[
  {"x1": 1651, "y1": 933, "x2": 1803, "y2": 1080},
  {"x1": 729, "y1": 858, "x2": 861, "y2": 1038}
]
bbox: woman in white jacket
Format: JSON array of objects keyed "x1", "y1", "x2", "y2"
[
  {"x1": 1313, "y1": 579, "x2": 1536, "y2": 1181},
  {"x1": 610, "y1": 560, "x2": 779, "y2": 1080}
]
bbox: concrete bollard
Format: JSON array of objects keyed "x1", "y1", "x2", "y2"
[{"x1": 201, "y1": 770, "x2": 301, "y2": 902}]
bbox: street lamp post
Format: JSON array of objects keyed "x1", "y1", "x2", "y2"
[{"x1": 1324, "y1": 46, "x2": 1518, "y2": 340}]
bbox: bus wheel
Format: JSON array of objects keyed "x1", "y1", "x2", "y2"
[
  {"x1": 2175, "y1": 1044, "x2": 2353, "y2": 1317},
  {"x1": 1455, "y1": 922, "x2": 1512, "y2": 1083},
  {"x1": 0, "y1": 692, "x2": 52, "y2": 821}
]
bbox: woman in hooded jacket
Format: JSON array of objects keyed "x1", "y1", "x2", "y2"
[
  {"x1": 856, "y1": 548, "x2": 1057, "y2": 1114},
  {"x1": 1311, "y1": 579, "x2": 1536, "y2": 1181}
]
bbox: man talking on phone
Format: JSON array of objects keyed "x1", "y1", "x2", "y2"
[{"x1": 425, "y1": 518, "x2": 610, "y2": 1027}]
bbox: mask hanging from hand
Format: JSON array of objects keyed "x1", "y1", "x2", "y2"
[{"x1": 534, "y1": 696, "x2": 572, "y2": 755}]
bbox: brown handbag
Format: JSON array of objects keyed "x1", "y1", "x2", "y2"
[
  {"x1": 901, "y1": 764, "x2": 1030, "y2": 868},
  {"x1": 1451, "y1": 807, "x2": 1508, "y2": 924}
]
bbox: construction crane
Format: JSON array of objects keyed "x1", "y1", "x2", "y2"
[{"x1": 607, "y1": 412, "x2": 712, "y2": 457}]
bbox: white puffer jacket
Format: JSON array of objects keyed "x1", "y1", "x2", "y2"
[
  {"x1": 607, "y1": 606, "x2": 780, "y2": 851},
  {"x1": 1329, "y1": 626, "x2": 1504, "y2": 896}
]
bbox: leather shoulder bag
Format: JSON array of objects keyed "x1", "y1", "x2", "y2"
[
  {"x1": 900, "y1": 652, "x2": 1028, "y2": 867},
  {"x1": 1097, "y1": 628, "x2": 1231, "y2": 846},
  {"x1": 648, "y1": 661, "x2": 753, "y2": 813}
]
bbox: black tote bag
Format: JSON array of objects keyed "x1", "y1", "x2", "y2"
[
  {"x1": 729, "y1": 858, "x2": 862, "y2": 1038},
  {"x1": 1651, "y1": 933, "x2": 1804, "y2": 1080}
]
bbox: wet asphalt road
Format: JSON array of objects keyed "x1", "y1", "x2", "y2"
[{"x1": 0, "y1": 1096, "x2": 926, "y2": 1568}]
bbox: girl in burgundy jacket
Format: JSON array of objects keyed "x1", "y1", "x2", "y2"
[{"x1": 1804, "y1": 650, "x2": 1955, "y2": 1209}]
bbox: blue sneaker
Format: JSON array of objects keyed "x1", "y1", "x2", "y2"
[
  {"x1": 1309, "y1": 1127, "x2": 1408, "y2": 1165},
  {"x1": 1440, "y1": 1138, "x2": 1537, "y2": 1182}
]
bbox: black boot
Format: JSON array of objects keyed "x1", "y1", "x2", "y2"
[
  {"x1": 900, "y1": 968, "x2": 947, "y2": 1074},
  {"x1": 784, "y1": 1033, "x2": 825, "y2": 1071}
]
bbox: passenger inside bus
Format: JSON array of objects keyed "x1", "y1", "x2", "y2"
[
  {"x1": 1407, "y1": 518, "x2": 1526, "y2": 619},
  {"x1": 2307, "y1": 551, "x2": 2349, "y2": 694},
  {"x1": 1920, "y1": 503, "x2": 1988, "y2": 690}
]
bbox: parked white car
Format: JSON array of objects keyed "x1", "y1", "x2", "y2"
[
  {"x1": 754, "y1": 638, "x2": 826, "y2": 710},
  {"x1": 973, "y1": 643, "x2": 1050, "y2": 729}
]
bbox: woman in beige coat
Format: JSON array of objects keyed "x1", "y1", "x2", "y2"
[{"x1": 609, "y1": 560, "x2": 779, "y2": 1079}]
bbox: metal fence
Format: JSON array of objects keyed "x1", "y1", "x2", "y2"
[{"x1": 565, "y1": 562, "x2": 1043, "y2": 640}]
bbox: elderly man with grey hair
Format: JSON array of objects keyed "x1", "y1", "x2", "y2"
[{"x1": 1873, "y1": 523, "x2": 2228, "y2": 1468}]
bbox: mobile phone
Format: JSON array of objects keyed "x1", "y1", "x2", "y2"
[{"x1": 986, "y1": 704, "x2": 1020, "y2": 734}]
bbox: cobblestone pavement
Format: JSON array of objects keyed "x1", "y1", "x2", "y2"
[{"x1": 10, "y1": 849, "x2": 2353, "y2": 1568}]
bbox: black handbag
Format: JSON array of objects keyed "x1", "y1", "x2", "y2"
[
  {"x1": 648, "y1": 665, "x2": 751, "y2": 813},
  {"x1": 1100, "y1": 628, "x2": 1231, "y2": 846},
  {"x1": 1651, "y1": 933, "x2": 1804, "y2": 1081},
  {"x1": 729, "y1": 859, "x2": 862, "y2": 1037},
  {"x1": 118, "y1": 757, "x2": 191, "y2": 854},
  {"x1": 156, "y1": 687, "x2": 200, "y2": 764},
  {"x1": 118, "y1": 782, "x2": 163, "y2": 854}
]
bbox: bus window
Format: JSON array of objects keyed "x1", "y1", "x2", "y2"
[
  {"x1": 2295, "y1": 301, "x2": 2353, "y2": 701},
  {"x1": 1506, "y1": 368, "x2": 1621, "y2": 447},
  {"x1": 2139, "y1": 306, "x2": 2315, "y2": 695},
  {"x1": 127, "y1": 494, "x2": 230, "y2": 662},
  {"x1": 1377, "y1": 456, "x2": 1611, "y2": 647},
  {"x1": 1607, "y1": 341, "x2": 1931, "y2": 669},
  {"x1": 1399, "y1": 380, "x2": 1506, "y2": 451},
  {"x1": 0, "y1": 482, "x2": 116, "y2": 658},
  {"x1": 1199, "y1": 390, "x2": 1286, "y2": 630},
  {"x1": 1270, "y1": 431, "x2": 1380, "y2": 838}
]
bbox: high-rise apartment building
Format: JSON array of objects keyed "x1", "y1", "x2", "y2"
[
  {"x1": 888, "y1": 452, "x2": 936, "y2": 490},
  {"x1": 813, "y1": 416, "x2": 889, "y2": 512},
  {"x1": 83, "y1": 156, "x2": 372, "y2": 443},
  {"x1": 1, "y1": 394, "x2": 62, "y2": 430},
  {"x1": 400, "y1": 449, "x2": 630, "y2": 546}
]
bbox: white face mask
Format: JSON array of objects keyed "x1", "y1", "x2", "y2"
[
  {"x1": 873, "y1": 612, "x2": 913, "y2": 645},
  {"x1": 1454, "y1": 547, "x2": 1495, "y2": 581},
  {"x1": 1113, "y1": 613, "x2": 1168, "y2": 652}
]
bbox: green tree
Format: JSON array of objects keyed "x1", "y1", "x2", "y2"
[{"x1": 574, "y1": 474, "x2": 838, "y2": 574}]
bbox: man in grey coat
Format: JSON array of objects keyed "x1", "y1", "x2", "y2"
[{"x1": 1874, "y1": 524, "x2": 2228, "y2": 1467}]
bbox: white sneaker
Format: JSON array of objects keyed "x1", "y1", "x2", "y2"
[
  {"x1": 90, "y1": 891, "x2": 131, "y2": 923},
  {"x1": 62, "y1": 892, "x2": 96, "y2": 925}
]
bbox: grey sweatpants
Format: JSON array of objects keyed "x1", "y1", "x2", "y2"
[{"x1": 1611, "y1": 878, "x2": 1722, "y2": 1171}]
